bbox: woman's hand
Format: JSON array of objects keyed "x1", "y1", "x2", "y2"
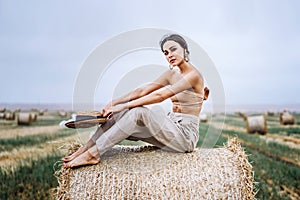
[
  {"x1": 102, "y1": 101, "x2": 113, "y2": 116},
  {"x1": 102, "y1": 103, "x2": 128, "y2": 117}
]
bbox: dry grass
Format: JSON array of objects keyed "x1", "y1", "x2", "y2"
[
  {"x1": 209, "y1": 121, "x2": 246, "y2": 133},
  {"x1": 211, "y1": 117, "x2": 300, "y2": 150},
  {"x1": 0, "y1": 134, "x2": 78, "y2": 171},
  {"x1": 0, "y1": 125, "x2": 63, "y2": 139},
  {"x1": 262, "y1": 134, "x2": 300, "y2": 150}
]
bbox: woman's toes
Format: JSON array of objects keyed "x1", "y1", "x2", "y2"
[
  {"x1": 62, "y1": 156, "x2": 71, "y2": 162},
  {"x1": 63, "y1": 162, "x2": 71, "y2": 168}
]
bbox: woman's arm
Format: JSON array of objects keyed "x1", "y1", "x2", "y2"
[
  {"x1": 127, "y1": 72, "x2": 200, "y2": 109},
  {"x1": 103, "y1": 72, "x2": 202, "y2": 115},
  {"x1": 102, "y1": 70, "x2": 170, "y2": 115}
]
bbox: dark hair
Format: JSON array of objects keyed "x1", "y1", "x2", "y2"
[{"x1": 159, "y1": 34, "x2": 189, "y2": 54}]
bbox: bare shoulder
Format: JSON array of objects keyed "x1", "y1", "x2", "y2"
[
  {"x1": 188, "y1": 67, "x2": 204, "y2": 91},
  {"x1": 162, "y1": 68, "x2": 176, "y2": 82},
  {"x1": 188, "y1": 67, "x2": 203, "y2": 81}
]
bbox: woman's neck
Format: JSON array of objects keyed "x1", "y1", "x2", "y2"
[{"x1": 177, "y1": 62, "x2": 193, "y2": 74}]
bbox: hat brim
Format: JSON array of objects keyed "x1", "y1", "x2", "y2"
[{"x1": 65, "y1": 117, "x2": 107, "y2": 129}]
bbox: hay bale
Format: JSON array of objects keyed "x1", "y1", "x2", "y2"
[
  {"x1": 280, "y1": 111, "x2": 295, "y2": 125},
  {"x1": 267, "y1": 111, "x2": 275, "y2": 116},
  {"x1": 17, "y1": 112, "x2": 32, "y2": 125},
  {"x1": 199, "y1": 113, "x2": 208, "y2": 123},
  {"x1": 55, "y1": 138, "x2": 255, "y2": 200},
  {"x1": 0, "y1": 107, "x2": 6, "y2": 112},
  {"x1": 5, "y1": 112, "x2": 15, "y2": 120},
  {"x1": 59, "y1": 111, "x2": 68, "y2": 118},
  {"x1": 245, "y1": 115, "x2": 267, "y2": 135},
  {"x1": 30, "y1": 108, "x2": 44, "y2": 116},
  {"x1": 0, "y1": 112, "x2": 5, "y2": 119},
  {"x1": 30, "y1": 112, "x2": 38, "y2": 122},
  {"x1": 37, "y1": 109, "x2": 47, "y2": 116}
]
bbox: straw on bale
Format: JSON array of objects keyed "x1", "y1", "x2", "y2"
[
  {"x1": 17, "y1": 112, "x2": 32, "y2": 125},
  {"x1": 199, "y1": 113, "x2": 208, "y2": 123},
  {"x1": 55, "y1": 138, "x2": 255, "y2": 200},
  {"x1": 245, "y1": 115, "x2": 267, "y2": 135},
  {"x1": 280, "y1": 111, "x2": 295, "y2": 125}
]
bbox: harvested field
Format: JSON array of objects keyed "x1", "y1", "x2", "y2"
[
  {"x1": 0, "y1": 125, "x2": 63, "y2": 139},
  {"x1": 1, "y1": 111, "x2": 300, "y2": 199}
]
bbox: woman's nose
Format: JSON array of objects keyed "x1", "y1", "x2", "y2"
[{"x1": 167, "y1": 52, "x2": 173, "y2": 58}]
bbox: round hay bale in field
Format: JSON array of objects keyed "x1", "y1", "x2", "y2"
[
  {"x1": 0, "y1": 112, "x2": 5, "y2": 119},
  {"x1": 5, "y1": 112, "x2": 15, "y2": 120},
  {"x1": 199, "y1": 113, "x2": 208, "y2": 123},
  {"x1": 280, "y1": 111, "x2": 295, "y2": 125},
  {"x1": 58, "y1": 111, "x2": 68, "y2": 118},
  {"x1": 0, "y1": 107, "x2": 6, "y2": 112},
  {"x1": 31, "y1": 109, "x2": 44, "y2": 116},
  {"x1": 245, "y1": 115, "x2": 267, "y2": 135},
  {"x1": 17, "y1": 112, "x2": 32, "y2": 125},
  {"x1": 31, "y1": 108, "x2": 39, "y2": 112},
  {"x1": 267, "y1": 111, "x2": 275, "y2": 116},
  {"x1": 30, "y1": 112, "x2": 38, "y2": 122},
  {"x1": 55, "y1": 138, "x2": 255, "y2": 200}
]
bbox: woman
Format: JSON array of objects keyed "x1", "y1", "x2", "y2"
[{"x1": 63, "y1": 34, "x2": 207, "y2": 168}]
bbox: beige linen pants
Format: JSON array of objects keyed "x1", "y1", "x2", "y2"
[{"x1": 90, "y1": 107, "x2": 199, "y2": 155}]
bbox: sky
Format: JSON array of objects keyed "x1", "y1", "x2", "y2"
[{"x1": 0, "y1": 0, "x2": 300, "y2": 108}]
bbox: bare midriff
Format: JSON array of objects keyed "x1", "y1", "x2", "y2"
[{"x1": 172, "y1": 101, "x2": 202, "y2": 117}]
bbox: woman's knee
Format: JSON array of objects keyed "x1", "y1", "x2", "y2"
[{"x1": 129, "y1": 107, "x2": 150, "y2": 119}]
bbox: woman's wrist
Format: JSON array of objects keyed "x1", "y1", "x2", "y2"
[
  {"x1": 111, "y1": 100, "x2": 119, "y2": 106},
  {"x1": 127, "y1": 101, "x2": 136, "y2": 109}
]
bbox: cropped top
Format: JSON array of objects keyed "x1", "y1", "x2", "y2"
[{"x1": 171, "y1": 89, "x2": 204, "y2": 107}]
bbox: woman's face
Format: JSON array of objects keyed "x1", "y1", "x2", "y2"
[{"x1": 162, "y1": 40, "x2": 185, "y2": 66}]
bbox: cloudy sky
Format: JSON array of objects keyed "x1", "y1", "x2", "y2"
[{"x1": 0, "y1": 0, "x2": 299, "y2": 107}]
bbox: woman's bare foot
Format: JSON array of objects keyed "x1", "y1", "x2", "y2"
[
  {"x1": 62, "y1": 146, "x2": 88, "y2": 162},
  {"x1": 62, "y1": 140, "x2": 95, "y2": 162},
  {"x1": 63, "y1": 145, "x2": 100, "y2": 168}
]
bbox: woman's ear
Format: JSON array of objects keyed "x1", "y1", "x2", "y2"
[
  {"x1": 203, "y1": 87, "x2": 209, "y2": 100},
  {"x1": 184, "y1": 49, "x2": 189, "y2": 62}
]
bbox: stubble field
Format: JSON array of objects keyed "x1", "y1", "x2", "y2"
[{"x1": 0, "y1": 110, "x2": 299, "y2": 199}]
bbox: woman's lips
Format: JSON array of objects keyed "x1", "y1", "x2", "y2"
[{"x1": 170, "y1": 58, "x2": 176, "y2": 63}]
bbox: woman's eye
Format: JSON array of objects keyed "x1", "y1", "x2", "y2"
[
  {"x1": 163, "y1": 50, "x2": 169, "y2": 55},
  {"x1": 170, "y1": 48, "x2": 177, "y2": 52}
]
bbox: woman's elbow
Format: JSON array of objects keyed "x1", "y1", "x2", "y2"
[
  {"x1": 154, "y1": 92, "x2": 168, "y2": 103},
  {"x1": 135, "y1": 88, "x2": 146, "y2": 97}
]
